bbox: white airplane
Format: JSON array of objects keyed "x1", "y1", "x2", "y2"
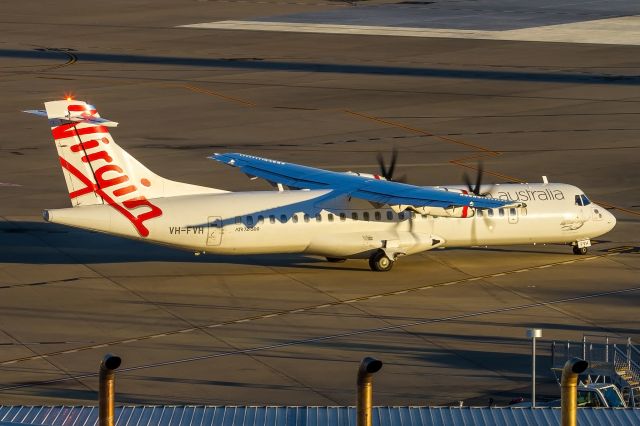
[{"x1": 26, "y1": 99, "x2": 616, "y2": 271}]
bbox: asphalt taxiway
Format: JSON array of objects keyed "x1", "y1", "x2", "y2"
[{"x1": 0, "y1": 0, "x2": 639, "y2": 406}]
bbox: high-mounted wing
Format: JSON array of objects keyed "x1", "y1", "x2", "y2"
[{"x1": 210, "y1": 153, "x2": 514, "y2": 209}]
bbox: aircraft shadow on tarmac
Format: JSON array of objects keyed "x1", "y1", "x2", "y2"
[
  {"x1": 2, "y1": 48, "x2": 640, "y2": 86},
  {"x1": 0, "y1": 221, "x2": 616, "y2": 267},
  {"x1": 0, "y1": 221, "x2": 364, "y2": 270}
]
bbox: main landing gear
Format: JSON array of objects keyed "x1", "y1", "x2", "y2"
[{"x1": 369, "y1": 250, "x2": 394, "y2": 272}]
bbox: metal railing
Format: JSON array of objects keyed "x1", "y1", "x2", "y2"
[
  {"x1": 613, "y1": 345, "x2": 640, "y2": 407},
  {"x1": 551, "y1": 336, "x2": 640, "y2": 407},
  {"x1": 551, "y1": 338, "x2": 614, "y2": 372}
]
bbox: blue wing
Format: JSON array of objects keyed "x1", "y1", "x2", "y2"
[{"x1": 210, "y1": 153, "x2": 513, "y2": 209}]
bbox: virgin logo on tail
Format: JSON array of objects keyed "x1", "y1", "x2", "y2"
[{"x1": 53, "y1": 121, "x2": 162, "y2": 237}]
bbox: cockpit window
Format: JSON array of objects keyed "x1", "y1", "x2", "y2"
[
  {"x1": 575, "y1": 195, "x2": 583, "y2": 206},
  {"x1": 581, "y1": 194, "x2": 591, "y2": 206}
]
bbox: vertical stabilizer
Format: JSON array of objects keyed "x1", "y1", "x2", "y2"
[{"x1": 26, "y1": 99, "x2": 226, "y2": 237}]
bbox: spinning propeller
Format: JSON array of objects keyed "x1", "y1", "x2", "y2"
[
  {"x1": 462, "y1": 163, "x2": 493, "y2": 196},
  {"x1": 462, "y1": 162, "x2": 499, "y2": 243},
  {"x1": 376, "y1": 148, "x2": 414, "y2": 231},
  {"x1": 376, "y1": 147, "x2": 407, "y2": 183}
]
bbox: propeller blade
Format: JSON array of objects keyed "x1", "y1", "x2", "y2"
[
  {"x1": 387, "y1": 147, "x2": 398, "y2": 181},
  {"x1": 463, "y1": 172, "x2": 474, "y2": 193},
  {"x1": 377, "y1": 148, "x2": 404, "y2": 182},
  {"x1": 474, "y1": 162, "x2": 484, "y2": 195},
  {"x1": 462, "y1": 162, "x2": 485, "y2": 196},
  {"x1": 376, "y1": 152, "x2": 388, "y2": 179}
]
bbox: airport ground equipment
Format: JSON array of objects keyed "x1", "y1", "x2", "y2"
[
  {"x1": 561, "y1": 358, "x2": 589, "y2": 426},
  {"x1": 575, "y1": 383, "x2": 626, "y2": 408},
  {"x1": 356, "y1": 357, "x2": 383, "y2": 426},
  {"x1": 552, "y1": 336, "x2": 640, "y2": 407},
  {"x1": 99, "y1": 354, "x2": 121, "y2": 426}
]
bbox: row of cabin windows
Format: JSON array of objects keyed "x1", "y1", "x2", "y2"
[
  {"x1": 237, "y1": 208, "x2": 523, "y2": 226},
  {"x1": 477, "y1": 207, "x2": 522, "y2": 217},
  {"x1": 236, "y1": 211, "x2": 415, "y2": 226}
]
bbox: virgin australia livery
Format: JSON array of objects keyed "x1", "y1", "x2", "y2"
[{"x1": 26, "y1": 99, "x2": 616, "y2": 271}]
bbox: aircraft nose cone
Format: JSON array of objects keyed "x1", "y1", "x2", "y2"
[{"x1": 605, "y1": 210, "x2": 616, "y2": 232}]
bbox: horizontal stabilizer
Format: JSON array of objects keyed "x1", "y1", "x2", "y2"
[
  {"x1": 24, "y1": 107, "x2": 118, "y2": 127},
  {"x1": 23, "y1": 109, "x2": 48, "y2": 117}
]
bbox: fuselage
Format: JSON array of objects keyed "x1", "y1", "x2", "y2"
[{"x1": 45, "y1": 182, "x2": 616, "y2": 259}]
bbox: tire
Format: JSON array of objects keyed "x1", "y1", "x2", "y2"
[
  {"x1": 326, "y1": 257, "x2": 347, "y2": 263},
  {"x1": 573, "y1": 245, "x2": 588, "y2": 255},
  {"x1": 369, "y1": 251, "x2": 394, "y2": 272}
]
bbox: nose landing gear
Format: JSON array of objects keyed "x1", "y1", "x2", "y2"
[
  {"x1": 572, "y1": 239, "x2": 591, "y2": 255},
  {"x1": 573, "y1": 245, "x2": 588, "y2": 255}
]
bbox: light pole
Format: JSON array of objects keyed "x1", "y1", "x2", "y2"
[{"x1": 526, "y1": 328, "x2": 542, "y2": 407}]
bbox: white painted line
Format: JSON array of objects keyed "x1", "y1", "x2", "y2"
[
  {"x1": 419, "y1": 286, "x2": 433, "y2": 290},
  {"x1": 537, "y1": 265, "x2": 552, "y2": 269},
  {"x1": 91, "y1": 344, "x2": 107, "y2": 349},
  {"x1": 61, "y1": 350, "x2": 78, "y2": 354},
  {"x1": 468, "y1": 277, "x2": 482, "y2": 281},
  {"x1": 343, "y1": 299, "x2": 358, "y2": 303},
  {"x1": 121, "y1": 339, "x2": 138, "y2": 344},
  {"x1": 178, "y1": 17, "x2": 640, "y2": 46},
  {"x1": 492, "y1": 273, "x2": 506, "y2": 277},
  {"x1": 369, "y1": 295, "x2": 383, "y2": 299},
  {"x1": 316, "y1": 304, "x2": 332, "y2": 308},
  {"x1": 514, "y1": 269, "x2": 529, "y2": 273},
  {"x1": 261, "y1": 314, "x2": 279, "y2": 318},
  {"x1": 290, "y1": 309, "x2": 305, "y2": 313},
  {"x1": 207, "y1": 324, "x2": 223, "y2": 328},
  {"x1": 178, "y1": 329, "x2": 195, "y2": 333},
  {"x1": 234, "y1": 319, "x2": 250, "y2": 323},
  {"x1": 1, "y1": 360, "x2": 17, "y2": 365},
  {"x1": 392, "y1": 290, "x2": 409, "y2": 295}
]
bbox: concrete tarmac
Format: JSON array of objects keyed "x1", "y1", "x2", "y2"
[{"x1": 0, "y1": 0, "x2": 639, "y2": 406}]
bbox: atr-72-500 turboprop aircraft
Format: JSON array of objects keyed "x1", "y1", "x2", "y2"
[{"x1": 26, "y1": 99, "x2": 616, "y2": 271}]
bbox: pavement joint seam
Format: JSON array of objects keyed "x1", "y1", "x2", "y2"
[
  {"x1": 0, "y1": 246, "x2": 630, "y2": 367},
  {"x1": 4, "y1": 282, "x2": 639, "y2": 393}
]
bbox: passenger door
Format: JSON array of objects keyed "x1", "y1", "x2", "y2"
[{"x1": 207, "y1": 216, "x2": 223, "y2": 246}]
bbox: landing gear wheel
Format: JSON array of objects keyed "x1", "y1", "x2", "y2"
[
  {"x1": 573, "y1": 246, "x2": 588, "y2": 255},
  {"x1": 326, "y1": 257, "x2": 346, "y2": 263},
  {"x1": 369, "y1": 251, "x2": 394, "y2": 272}
]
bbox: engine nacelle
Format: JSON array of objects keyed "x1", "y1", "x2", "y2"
[{"x1": 390, "y1": 204, "x2": 475, "y2": 218}]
